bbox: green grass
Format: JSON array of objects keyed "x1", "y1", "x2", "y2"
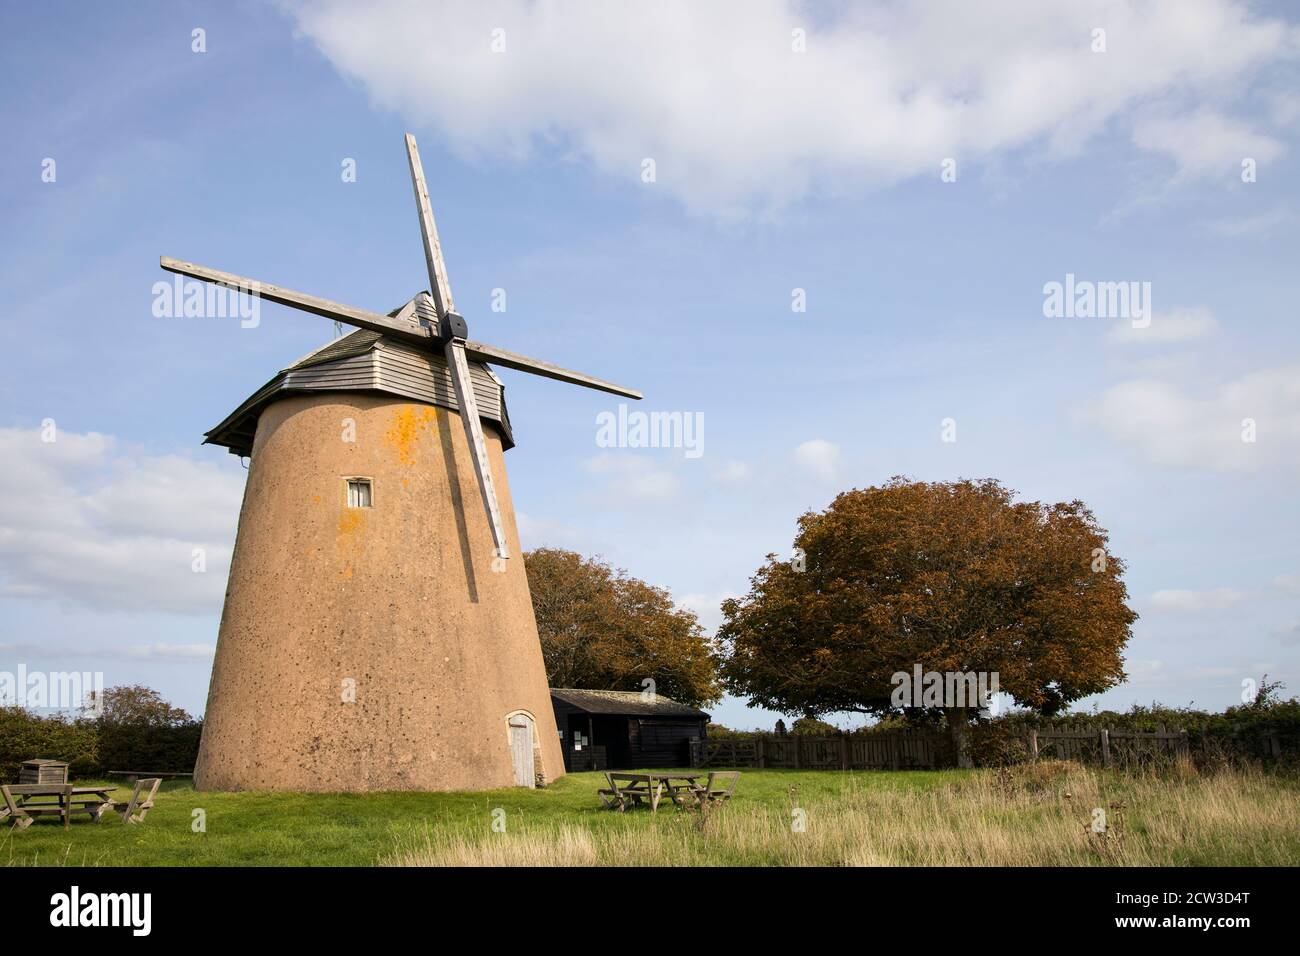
[
  {"x1": 5, "y1": 765, "x2": 1298, "y2": 866},
  {"x1": 1, "y1": 770, "x2": 950, "y2": 867}
]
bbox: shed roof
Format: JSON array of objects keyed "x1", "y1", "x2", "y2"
[
  {"x1": 204, "y1": 296, "x2": 514, "y2": 457},
  {"x1": 550, "y1": 688, "x2": 710, "y2": 719}
]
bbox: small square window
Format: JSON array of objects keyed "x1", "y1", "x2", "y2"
[{"x1": 346, "y1": 478, "x2": 372, "y2": 508}]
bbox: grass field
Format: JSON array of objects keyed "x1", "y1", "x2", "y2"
[{"x1": 4, "y1": 763, "x2": 1298, "y2": 866}]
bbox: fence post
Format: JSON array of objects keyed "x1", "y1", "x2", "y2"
[
  {"x1": 1180, "y1": 728, "x2": 1190, "y2": 759},
  {"x1": 890, "y1": 735, "x2": 900, "y2": 771},
  {"x1": 1028, "y1": 730, "x2": 1038, "y2": 761},
  {"x1": 1100, "y1": 728, "x2": 1111, "y2": 768},
  {"x1": 756, "y1": 736, "x2": 766, "y2": 769},
  {"x1": 794, "y1": 735, "x2": 803, "y2": 769},
  {"x1": 840, "y1": 734, "x2": 849, "y2": 770}
]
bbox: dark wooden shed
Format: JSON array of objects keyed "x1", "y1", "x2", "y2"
[{"x1": 550, "y1": 688, "x2": 710, "y2": 772}]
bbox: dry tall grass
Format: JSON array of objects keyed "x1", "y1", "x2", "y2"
[{"x1": 382, "y1": 762, "x2": 1300, "y2": 867}]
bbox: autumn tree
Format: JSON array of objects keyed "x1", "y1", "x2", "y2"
[
  {"x1": 718, "y1": 478, "x2": 1136, "y2": 765},
  {"x1": 85, "y1": 685, "x2": 193, "y2": 726},
  {"x1": 82, "y1": 685, "x2": 201, "y2": 774},
  {"x1": 525, "y1": 548, "x2": 722, "y2": 708}
]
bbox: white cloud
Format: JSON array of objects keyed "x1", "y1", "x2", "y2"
[
  {"x1": 0, "y1": 640, "x2": 214, "y2": 661},
  {"x1": 1108, "y1": 306, "x2": 1218, "y2": 345},
  {"x1": 516, "y1": 511, "x2": 583, "y2": 548},
  {"x1": 1075, "y1": 365, "x2": 1300, "y2": 471},
  {"x1": 678, "y1": 590, "x2": 740, "y2": 635},
  {"x1": 582, "y1": 453, "x2": 680, "y2": 501},
  {"x1": 1122, "y1": 658, "x2": 1169, "y2": 686},
  {"x1": 1118, "y1": 655, "x2": 1279, "y2": 698},
  {"x1": 0, "y1": 427, "x2": 244, "y2": 614},
  {"x1": 286, "y1": 0, "x2": 1298, "y2": 216},
  {"x1": 1272, "y1": 573, "x2": 1300, "y2": 596},
  {"x1": 1200, "y1": 208, "x2": 1290, "y2": 237},
  {"x1": 792, "y1": 439, "x2": 840, "y2": 482},
  {"x1": 1149, "y1": 588, "x2": 1248, "y2": 613},
  {"x1": 122, "y1": 643, "x2": 215, "y2": 660},
  {"x1": 1131, "y1": 108, "x2": 1284, "y2": 184},
  {"x1": 1268, "y1": 88, "x2": 1300, "y2": 127},
  {"x1": 711, "y1": 460, "x2": 751, "y2": 484}
]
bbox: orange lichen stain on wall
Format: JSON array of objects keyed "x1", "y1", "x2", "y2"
[
  {"x1": 338, "y1": 510, "x2": 365, "y2": 536},
  {"x1": 385, "y1": 406, "x2": 439, "y2": 466},
  {"x1": 336, "y1": 509, "x2": 366, "y2": 577}
]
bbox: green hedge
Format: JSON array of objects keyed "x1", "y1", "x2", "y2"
[
  {"x1": 97, "y1": 721, "x2": 203, "y2": 774},
  {"x1": 0, "y1": 707, "x2": 99, "y2": 781},
  {"x1": 0, "y1": 707, "x2": 201, "y2": 782}
]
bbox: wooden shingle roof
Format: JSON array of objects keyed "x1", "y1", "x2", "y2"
[
  {"x1": 204, "y1": 305, "x2": 514, "y2": 457},
  {"x1": 549, "y1": 688, "x2": 709, "y2": 719}
]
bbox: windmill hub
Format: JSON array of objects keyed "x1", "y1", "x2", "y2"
[{"x1": 439, "y1": 309, "x2": 468, "y2": 341}]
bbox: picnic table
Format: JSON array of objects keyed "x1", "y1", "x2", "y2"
[
  {"x1": 599, "y1": 772, "x2": 705, "y2": 812},
  {"x1": 0, "y1": 784, "x2": 118, "y2": 829},
  {"x1": 598, "y1": 771, "x2": 741, "y2": 812}
]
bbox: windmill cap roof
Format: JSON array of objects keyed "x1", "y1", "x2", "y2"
[{"x1": 203, "y1": 306, "x2": 513, "y2": 457}]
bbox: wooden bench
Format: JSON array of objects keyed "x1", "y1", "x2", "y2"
[
  {"x1": 0, "y1": 784, "x2": 115, "y2": 828},
  {"x1": 109, "y1": 778, "x2": 162, "y2": 824},
  {"x1": 598, "y1": 772, "x2": 658, "y2": 811},
  {"x1": 2, "y1": 781, "x2": 154, "y2": 829},
  {"x1": 689, "y1": 771, "x2": 740, "y2": 806},
  {"x1": 2, "y1": 784, "x2": 69, "y2": 829},
  {"x1": 598, "y1": 773, "x2": 708, "y2": 812}
]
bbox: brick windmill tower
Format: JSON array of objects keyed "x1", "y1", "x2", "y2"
[{"x1": 164, "y1": 135, "x2": 640, "y2": 792}]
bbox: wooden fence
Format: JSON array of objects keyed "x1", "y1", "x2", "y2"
[
  {"x1": 1030, "y1": 728, "x2": 1188, "y2": 767},
  {"x1": 1030, "y1": 727, "x2": 1296, "y2": 766},
  {"x1": 691, "y1": 726, "x2": 1295, "y2": 771},
  {"x1": 690, "y1": 734, "x2": 946, "y2": 771}
]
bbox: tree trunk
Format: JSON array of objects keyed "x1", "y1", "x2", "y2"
[{"x1": 946, "y1": 707, "x2": 973, "y2": 768}]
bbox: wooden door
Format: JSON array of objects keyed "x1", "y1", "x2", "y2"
[{"x1": 508, "y1": 715, "x2": 535, "y2": 787}]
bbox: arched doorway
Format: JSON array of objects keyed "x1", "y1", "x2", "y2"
[{"x1": 506, "y1": 712, "x2": 536, "y2": 787}]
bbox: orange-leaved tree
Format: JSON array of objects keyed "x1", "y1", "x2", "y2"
[
  {"x1": 718, "y1": 478, "x2": 1136, "y2": 765},
  {"x1": 525, "y1": 548, "x2": 722, "y2": 708}
]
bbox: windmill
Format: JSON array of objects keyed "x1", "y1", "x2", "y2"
[{"x1": 166, "y1": 135, "x2": 640, "y2": 792}]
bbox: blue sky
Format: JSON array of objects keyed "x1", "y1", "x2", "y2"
[{"x1": 2, "y1": 0, "x2": 1298, "y2": 727}]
